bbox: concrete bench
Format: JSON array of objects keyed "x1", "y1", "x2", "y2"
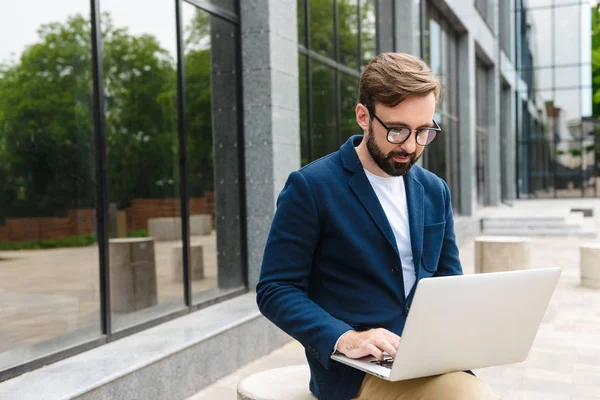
[
  {"x1": 475, "y1": 236, "x2": 531, "y2": 274},
  {"x1": 172, "y1": 243, "x2": 204, "y2": 281},
  {"x1": 580, "y1": 242, "x2": 600, "y2": 288},
  {"x1": 109, "y1": 238, "x2": 158, "y2": 313},
  {"x1": 237, "y1": 365, "x2": 314, "y2": 400},
  {"x1": 148, "y1": 215, "x2": 212, "y2": 241}
]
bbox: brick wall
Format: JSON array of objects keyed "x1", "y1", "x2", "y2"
[
  {"x1": 0, "y1": 195, "x2": 214, "y2": 242},
  {"x1": 126, "y1": 194, "x2": 214, "y2": 230}
]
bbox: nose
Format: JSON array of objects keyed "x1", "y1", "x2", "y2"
[{"x1": 400, "y1": 134, "x2": 418, "y2": 154}]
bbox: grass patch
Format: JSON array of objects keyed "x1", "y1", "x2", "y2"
[
  {"x1": 0, "y1": 235, "x2": 97, "y2": 251},
  {"x1": 127, "y1": 229, "x2": 149, "y2": 238}
]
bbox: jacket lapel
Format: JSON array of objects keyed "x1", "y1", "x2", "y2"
[
  {"x1": 404, "y1": 170, "x2": 424, "y2": 275},
  {"x1": 341, "y1": 136, "x2": 399, "y2": 256},
  {"x1": 348, "y1": 173, "x2": 399, "y2": 256}
]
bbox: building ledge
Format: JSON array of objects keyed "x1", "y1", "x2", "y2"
[{"x1": 0, "y1": 293, "x2": 290, "y2": 400}]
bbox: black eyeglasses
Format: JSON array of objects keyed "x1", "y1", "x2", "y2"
[{"x1": 370, "y1": 111, "x2": 441, "y2": 146}]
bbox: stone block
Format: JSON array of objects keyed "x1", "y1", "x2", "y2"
[
  {"x1": 237, "y1": 365, "x2": 313, "y2": 400},
  {"x1": 580, "y1": 242, "x2": 600, "y2": 289},
  {"x1": 474, "y1": 236, "x2": 532, "y2": 274},
  {"x1": 109, "y1": 238, "x2": 158, "y2": 313},
  {"x1": 172, "y1": 243, "x2": 204, "y2": 281},
  {"x1": 190, "y1": 214, "x2": 212, "y2": 236},
  {"x1": 148, "y1": 215, "x2": 211, "y2": 241}
]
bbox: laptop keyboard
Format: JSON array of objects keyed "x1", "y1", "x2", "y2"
[{"x1": 370, "y1": 357, "x2": 394, "y2": 369}]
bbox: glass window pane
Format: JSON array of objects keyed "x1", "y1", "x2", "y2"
[
  {"x1": 298, "y1": 0, "x2": 306, "y2": 46},
  {"x1": 311, "y1": 0, "x2": 334, "y2": 59},
  {"x1": 553, "y1": 5, "x2": 581, "y2": 66},
  {"x1": 554, "y1": 65, "x2": 582, "y2": 90},
  {"x1": 339, "y1": 0, "x2": 359, "y2": 70},
  {"x1": 101, "y1": 0, "x2": 185, "y2": 331},
  {"x1": 527, "y1": 8, "x2": 553, "y2": 67},
  {"x1": 340, "y1": 73, "x2": 360, "y2": 141},
  {"x1": 360, "y1": 0, "x2": 376, "y2": 69},
  {"x1": 182, "y1": 4, "x2": 245, "y2": 301},
  {"x1": 0, "y1": 2, "x2": 101, "y2": 370},
  {"x1": 311, "y1": 62, "x2": 336, "y2": 159},
  {"x1": 299, "y1": 54, "x2": 309, "y2": 166}
]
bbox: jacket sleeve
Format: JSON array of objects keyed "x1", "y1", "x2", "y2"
[
  {"x1": 256, "y1": 170, "x2": 353, "y2": 370},
  {"x1": 434, "y1": 179, "x2": 463, "y2": 277}
]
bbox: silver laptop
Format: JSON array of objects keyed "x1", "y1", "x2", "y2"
[{"x1": 331, "y1": 268, "x2": 561, "y2": 381}]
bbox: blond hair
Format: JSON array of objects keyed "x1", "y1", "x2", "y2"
[{"x1": 359, "y1": 53, "x2": 441, "y2": 112}]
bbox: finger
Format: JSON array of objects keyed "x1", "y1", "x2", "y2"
[
  {"x1": 374, "y1": 338, "x2": 397, "y2": 358},
  {"x1": 378, "y1": 328, "x2": 401, "y2": 343},
  {"x1": 365, "y1": 343, "x2": 384, "y2": 360}
]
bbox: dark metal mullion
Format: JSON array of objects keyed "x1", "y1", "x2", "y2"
[
  {"x1": 175, "y1": 0, "x2": 192, "y2": 307},
  {"x1": 419, "y1": 0, "x2": 425, "y2": 58},
  {"x1": 305, "y1": 0, "x2": 313, "y2": 162},
  {"x1": 90, "y1": 0, "x2": 111, "y2": 337},
  {"x1": 334, "y1": 0, "x2": 341, "y2": 147},
  {"x1": 182, "y1": 0, "x2": 239, "y2": 24}
]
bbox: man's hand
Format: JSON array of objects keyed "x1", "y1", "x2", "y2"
[{"x1": 336, "y1": 328, "x2": 400, "y2": 360}]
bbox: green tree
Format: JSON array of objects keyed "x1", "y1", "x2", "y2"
[
  {"x1": 0, "y1": 13, "x2": 184, "y2": 217},
  {"x1": 0, "y1": 15, "x2": 96, "y2": 218},
  {"x1": 184, "y1": 10, "x2": 214, "y2": 197},
  {"x1": 101, "y1": 13, "x2": 179, "y2": 206}
]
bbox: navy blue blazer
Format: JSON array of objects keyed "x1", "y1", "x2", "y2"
[{"x1": 256, "y1": 135, "x2": 463, "y2": 400}]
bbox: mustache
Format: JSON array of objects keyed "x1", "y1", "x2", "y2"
[{"x1": 387, "y1": 151, "x2": 416, "y2": 159}]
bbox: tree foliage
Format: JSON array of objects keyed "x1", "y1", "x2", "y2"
[{"x1": 0, "y1": 11, "x2": 213, "y2": 219}]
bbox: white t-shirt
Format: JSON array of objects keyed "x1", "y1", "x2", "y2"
[{"x1": 363, "y1": 168, "x2": 416, "y2": 298}]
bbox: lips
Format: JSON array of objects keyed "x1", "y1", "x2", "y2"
[{"x1": 392, "y1": 155, "x2": 411, "y2": 163}]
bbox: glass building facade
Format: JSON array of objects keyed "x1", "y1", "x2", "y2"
[
  {"x1": 0, "y1": 0, "x2": 596, "y2": 388},
  {"x1": 0, "y1": 0, "x2": 245, "y2": 380}
]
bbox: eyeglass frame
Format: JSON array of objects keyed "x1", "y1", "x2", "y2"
[{"x1": 368, "y1": 109, "x2": 442, "y2": 146}]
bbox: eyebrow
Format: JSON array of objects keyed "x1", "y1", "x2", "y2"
[{"x1": 383, "y1": 120, "x2": 433, "y2": 129}]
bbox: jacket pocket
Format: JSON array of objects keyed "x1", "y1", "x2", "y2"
[{"x1": 421, "y1": 221, "x2": 446, "y2": 272}]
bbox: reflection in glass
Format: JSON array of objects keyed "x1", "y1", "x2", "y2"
[
  {"x1": 360, "y1": 0, "x2": 376, "y2": 68},
  {"x1": 340, "y1": 73, "x2": 360, "y2": 140},
  {"x1": 182, "y1": 3, "x2": 244, "y2": 301},
  {"x1": 299, "y1": 54, "x2": 309, "y2": 166},
  {"x1": 311, "y1": 0, "x2": 334, "y2": 59},
  {"x1": 298, "y1": 0, "x2": 306, "y2": 46},
  {"x1": 311, "y1": 62, "x2": 337, "y2": 159},
  {"x1": 339, "y1": 0, "x2": 359, "y2": 70},
  {"x1": 0, "y1": 2, "x2": 101, "y2": 370},
  {"x1": 101, "y1": 0, "x2": 185, "y2": 331}
]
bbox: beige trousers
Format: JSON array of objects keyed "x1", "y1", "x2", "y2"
[{"x1": 353, "y1": 372, "x2": 501, "y2": 400}]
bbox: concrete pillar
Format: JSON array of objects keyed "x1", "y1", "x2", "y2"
[
  {"x1": 458, "y1": 33, "x2": 476, "y2": 216},
  {"x1": 487, "y1": 0, "x2": 501, "y2": 207},
  {"x1": 580, "y1": 243, "x2": 600, "y2": 288},
  {"x1": 392, "y1": 0, "x2": 421, "y2": 56},
  {"x1": 474, "y1": 236, "x2": 531, "y2": 274},
  {"x1": 241, "y1": 0, "x2": 300, "y2": 288}
]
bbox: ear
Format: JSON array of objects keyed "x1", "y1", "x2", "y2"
[{"x1": 356, "y1": 103, "x2": 370, "y2": 133}]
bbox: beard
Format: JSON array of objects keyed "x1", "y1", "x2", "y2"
[{"x1": 366, "y1": 122, "x2": 421, "y2": 177}]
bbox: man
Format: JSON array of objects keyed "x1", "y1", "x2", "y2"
[{"x1": 256, "y1": 53, "x2": 499, "y2": 400}]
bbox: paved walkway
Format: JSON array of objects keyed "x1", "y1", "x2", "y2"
[{"x1": 189, "y1": 199, "x2": 600, "y2": 400}]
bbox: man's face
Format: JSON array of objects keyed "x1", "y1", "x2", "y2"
[{"x1": 363, "y1": 93, "x2": 436, "y2": 177}]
